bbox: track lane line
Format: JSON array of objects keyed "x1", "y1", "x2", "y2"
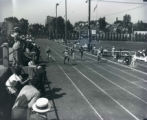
[
  {"x1": 50, "y1": 45, "x2": 104, "y2": 120},
  {"x1": 99, "y1": 64, "x2": 147, "y2": 92},
  {"x1": 86, "y1": 59, "x2": 147, "y2": 92},
  {"x1": 59, "y1": 43, "x2": 147, "y2": 75},
  {"x1": 85, "y1": 52, "x2": 147, "y2": 76},
  {"x1": 73, "y1": 66, "x2": 140, "y2": 120},
  {"x1": 58, "y1": 65, "x2": 104, "y2": 120},
  {"x1": 51, "y1": 42, "x2": 141, "y2": 120},
  {"x1": 85, "y1": 65, "x2": 147, "y2": 105},
  {"x1": 54, "y1": 43, "x2": 147, "y2": 104},
  {"x1": 84, "y1": 56, "x2": 147, "y2": 92},
  {"x1": 106, "y1": 64, "x2": 147, "y2": 82},
  {"x1": 106, "y1": 62, "x2": 147, "y2": 81}
]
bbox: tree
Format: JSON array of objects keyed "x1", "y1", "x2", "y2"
[
  {"x1": 123, "y1": 14, "x2": 132, "y2": 33},
  {"x1": 66, "y1": 20, "x2": 73, "y2": 39},
  {"x1": 28, "y1": 24, "x2": 46, "y2": 38},
  {"x1": 5, "y1": 17, "x2": 19, "y2": 25},
  {"x1": 98, "y1": 17, "x2": 107, "y2": 31},
  {"x1": 134, "y1": 21, "x2": 147, "y2": 31},
  {"x1": 18, "y1": 18, "x2": 29, "y2": 35},
  {"x1": 57, "y1": 16, "x2": 65, "y2": 36},
  {"x1": 46, "y1": 16, "x2": 73, "y2": 39},
  {"x1": 123, "y1": 14, "x2": 131, "y2": 26}
]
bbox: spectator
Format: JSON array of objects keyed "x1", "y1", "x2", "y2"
[
  {"x1": 97, "y1": 49, "x2": 101, "y2": 62},
  {"x1": 92, "y1": 45, "x2": 96, "y2": 54},
  {"x1": 12, "y1": 33, "x2": 21, "y2": 66},
  {"x1": 28, "y1": 59, "x2": 36, "y2": 67},
  {"x1": 30, "y1": 98, "x2": 51, "y2": 120},
  {"x1": 46, "y1": 47, "x2": 51, "y2": 61},
  {"x1": 63, "y1": 48, "x2": 70, "y2": 64},
  {"x1": 112, "y1": 46, "x2": 115, "y2": 58},
  {"x1": 32, "y1": 65, "x2": 46, "y2": 96},
  {"x1": 5, "y1": 66, "x2": 23, "y2": 95},
  {"x1": 79, "y1": 46, "x2": 84, "y2": 60},
  {"x1": 11, "y1": 79, "x2": 40, "y2": 120},
  {"x1": 130, "y1": 52, "x2": 136, "y2": 68},
  {"x1": 70, "y1": 48, "x2": 76, "y2": 65}
]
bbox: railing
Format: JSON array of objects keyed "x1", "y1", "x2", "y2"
[
  {"x1": 0, "y1": 43, "x2": 9, "y2": 67},
  {"x1": 0, "y1": 46, "x2": 3, "y2": 64}
]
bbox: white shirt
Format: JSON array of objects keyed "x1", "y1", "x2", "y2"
[
  {"x1": 64, "y1": 51, "x2": 69, "y2": 57},
  {"x1": 28, "y1": 61, "x2": 36, "y2": 67},
  {"x1": 12, "y1": 41, "x2": 20, "y2": 50},
  {"x1": 13, "y1": 85, "x2": 40, "y2": 109},
  {"x1": 5, "y1": 74, "x2": 22, "y2": 94}
]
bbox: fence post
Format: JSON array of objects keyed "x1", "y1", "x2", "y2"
[{"x1": 2, "y1": 43, "x2": 9, "y2": 67}]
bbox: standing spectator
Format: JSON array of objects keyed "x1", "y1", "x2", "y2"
[
  {"x1": 12, "y1": 33, "x2": 21, "y2": 66},
  {"x1": 73, "y1": 43, "x2": 77, "y2": 49},
  {"x1": 32, "y1": 65, "x2": 46, "y2": 96},
  {"x1": 63, "y1": 48, "x2": 70, "y2": 64},
  {"x1": 92, "y1": 45, "x2": 96, "y2": 54},
  {"x1": 11, "y1": 80, "x2": 40, "y2": 120},
  {"x1": 130, "y1": 52, "x2": 136, "y2": 68},
  {"x1": 79, "y1": 46, "x2": 84, "y2": 60},
  {"x1": 100, "y1": 46, "x2": 103, "y2": 56},
  {"x1": 112, "y1": 46, "x2": 115, "y2": 58},
  {"x1": 71, "y1": 48, "x2": 76, "y2": 65},
  {"x1": 97, "y1": 49, "x2": 101, "y2": 62},
  {"x1": 46, "y1": 47, "x2": 51, "y2": 61}
]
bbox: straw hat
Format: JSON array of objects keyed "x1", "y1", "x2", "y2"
[
  {"x1": 32, "y1": 98, "x2": 51, "y2": 113},
  {"x1": 11, "y1": 32, "x2": 18, "y2": 37}
]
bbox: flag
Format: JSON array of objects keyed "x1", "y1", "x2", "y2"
[{"x1": 93, "y1": 4, "x2": 97, "y2": 12}]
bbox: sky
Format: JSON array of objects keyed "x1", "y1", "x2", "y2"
[{"x1": 0, "y1": 0, "x2": 147, "y2": 25}]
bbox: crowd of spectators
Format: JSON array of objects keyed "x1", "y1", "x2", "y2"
[
  {"x1": 9, "y1": 32, "x2": 40, "y2": 66},
  {"x1": 0, "y1": 27, "x2": 50, "y2": 120}
]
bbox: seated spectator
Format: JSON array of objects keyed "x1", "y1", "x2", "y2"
[
  {"x1": 32, "y1": 65, "x2": 46, "y2": 96},
  {"x1": 5, "y1": 66, "x2": 23, "y2": 95},
  {"x1": 11, "y1": 80, "x2": 40, "y2": 120},
  {"x1": 30, "y1": 98, "x2": 51, "y2": 120},
  {"x1": 5, "y1": 66, "x2": 29, "y2": 95}
]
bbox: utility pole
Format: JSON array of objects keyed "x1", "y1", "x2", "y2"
[
  {"x1": 65, "y1": 0, "x2": 67, "y2": 44},
  {"x1": 88, "y1": 0, "x2": 91, "y2": 51},
  {"x1": 56, "y1": 3, "x2": 59, "y2": 40}
]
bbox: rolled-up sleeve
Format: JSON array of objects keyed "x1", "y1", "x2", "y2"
[{"x1": 28, "y1": 92, "x2": 40, "y2": 108}]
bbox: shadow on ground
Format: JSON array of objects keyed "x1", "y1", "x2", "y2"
[
  {"x1": 46, "y1": 87, "x2": 66, "y2": 100},
  {"x1": 44, "y1": 73, "x2": 66, "y2": 120}
]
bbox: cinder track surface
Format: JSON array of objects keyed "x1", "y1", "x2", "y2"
[{"x1": 37, "y1": 39, "x2": 147, "y2": 120}]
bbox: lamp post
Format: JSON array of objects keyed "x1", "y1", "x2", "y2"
[
  {"x1": 56, "y1": 3, "x2": 59, "y2": 40},
  {"x1": 65, "y1": 0, "x2": 67, "y2": 44},
  {"x1": 88, "y1": 0, "x2": 91, "y2": 51}
]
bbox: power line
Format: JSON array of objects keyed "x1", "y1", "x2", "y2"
[
  {"x1": 103, "y1": 5, "x2": 145, "y2": 17},
  {"x1": 96, "y1": 0, "x2": 147, "y2": 5},
  {"x1": 59, "y1": 0, "x2": 64, "y2": 4}
]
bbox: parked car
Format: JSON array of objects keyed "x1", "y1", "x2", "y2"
[{"x1": 136, "y1": 50, "x2": 147, "y2": 62}]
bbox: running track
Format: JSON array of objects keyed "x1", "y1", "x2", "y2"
[{"x1": 37, "y1": 39, "x2": 147, "y2": 120}]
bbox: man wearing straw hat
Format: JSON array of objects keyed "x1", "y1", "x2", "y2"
[
  {"x1": 30, "y1": 97, "x2": 51, "y2": 120},
  {"x1": 11, "y1": 79, "x2": 40, "y2": 120}
]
